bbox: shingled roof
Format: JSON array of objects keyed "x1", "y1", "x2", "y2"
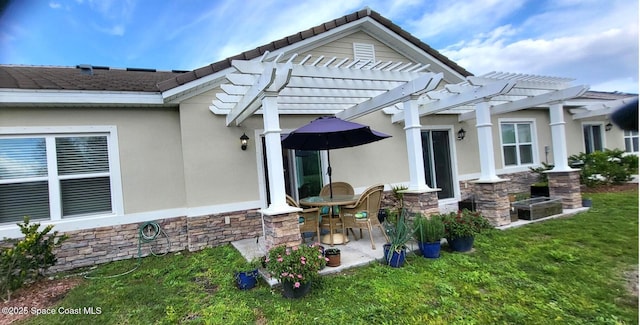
[
  {"x1": 0, "y1": 8, "x2": 472, "y2": 94},
  {"x1": 0, "y1": 65, "x2": 183, "y2": 92}
]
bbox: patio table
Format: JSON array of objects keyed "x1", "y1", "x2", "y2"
[{"x1": 300, "y1": 195, "x2": 360, "y2": 246}]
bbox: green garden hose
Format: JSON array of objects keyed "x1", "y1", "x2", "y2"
[{"x1": 84, "y1": 221, "x2": 170, "y2": 279}]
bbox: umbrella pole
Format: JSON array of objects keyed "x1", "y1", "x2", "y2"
[{"x1": 327, "y1": 150, "x2": 333, "y2": 198}]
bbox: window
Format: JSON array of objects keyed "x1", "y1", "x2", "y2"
[
  {"x1": 583, "y1": 124, "x2": 604, "y2": 154},
  {"x1": 500, "y1": 122, "x2": 534, "y2": 166},
  {"x1": 0, "y1": 130, "x2": 118, "y2": 224},
  {"x1": 624, "y1": 130, "x2": 638, "y2": 153}
]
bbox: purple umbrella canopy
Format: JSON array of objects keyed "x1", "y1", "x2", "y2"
[
  {"x1": 281, "y1": 116, "x2": 391, "y2": 150},
  {"x1": 282, "y1": 116, "x2": 391, "y2": 197}
]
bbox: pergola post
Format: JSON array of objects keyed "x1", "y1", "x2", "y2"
[
  {"x1": 401, "y1": 97, "x2": 439, "y2": 216},
  {"x1": 260, "y1": 93, "x2": 301, "y2": 251},
  {"x1": 547, "y1": 103, "x2": 582, "y2": 208},
  {"x1": 475, "y1": 101, "x2": 501, "y2": 182},
  {"x1": 403, "y1": 98, "x2": 430, "y2": 192},
  {"x1": 471, "y1": 101, "x2": 510, "y2": 226},
  {"x1": 549, "y1": 103, "x2": 572, "y2": 171}
]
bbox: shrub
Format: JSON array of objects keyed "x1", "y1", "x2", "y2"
[
  {"x1": 0, "y1": 217, "x2": 68, "y2": 301},
  {"x1": 265, "y1": 243, "x2": 325, "y2": 288},
  {"x1": 569, "y1": 149, "x2": 638, "y2": 187},
  {"x1": 441, "y1": 209, "x2": 493, "y2": 239},
  {"x1": 413, "y1": 214, "x2": 446, "y2": 243}
]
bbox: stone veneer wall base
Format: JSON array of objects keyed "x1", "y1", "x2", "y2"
[
  {"x1": 547, "y1": 170, "x2": 582, "y2": 209},
  {"x1": 471, "y1": 180, "x2": 511, "y2": 227},
  {"x1": 46, "y1": 209, "x2": 263, "y2": 273},
  {"x1": 262, "y1": 211, "x2": 302, "y2": 252}
]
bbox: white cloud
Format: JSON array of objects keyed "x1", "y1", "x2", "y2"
[
  {"x1": 439, "y1": 1, "x2": 638, "y2": 93},
  {"x1": 49, "y1": 2, "x2": 61, "y2": 9}
]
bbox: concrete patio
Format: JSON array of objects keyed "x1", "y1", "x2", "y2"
[{"x1": 232, "y1": 205, "x2": 590, "y2": 287}]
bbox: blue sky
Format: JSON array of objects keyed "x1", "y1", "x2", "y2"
[{"x1": 1, "y1": 0, "x2": 637, "y2": 93}]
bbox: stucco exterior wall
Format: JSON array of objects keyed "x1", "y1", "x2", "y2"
[{"x1": 0, "y1": 107, "x2": 186, "y2": 214}]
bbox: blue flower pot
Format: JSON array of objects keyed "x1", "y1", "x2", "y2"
[
  {"x1": 234, "y1": 269, "x2": 259, "y2": 290},
  {"x1": 447, "y1": 236, "x2": 474, "y2": 252},
  {"x1": 383, "y1": 244, "x2": 406, "y2": 267},
  {"x1": 418, "y1": 241, "x2": 441, "y2": 258}
]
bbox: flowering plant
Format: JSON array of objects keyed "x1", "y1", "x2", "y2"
[
  {"x1": 265, "y1": 243, "x2": 326, "y2": 288},
  {"x1": 442, "y1": 209, "x2": 493, "y2": 238}
]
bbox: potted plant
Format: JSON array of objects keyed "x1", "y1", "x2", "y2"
[
  {"x1": 382, "y1": 208, "x2": 413, "y2": 267},
  {"x1": 442, "y1": 209, "x2": 493, "y2": 252},
  {"x1": 234, "y1": 257, "x2": 262, "y2": 290},
  {"x1": 413, "y1": 213, "x2": 445, "y2": 258},
  {"x1": 324, "y1": 248, "x2": 341, "y2": 267},
  {"x1": 265, "y1": 243, "x2": 326, "y2": 298},
  {"x1": 582, "y1": 196, "x2": 593, "y2": 207}
]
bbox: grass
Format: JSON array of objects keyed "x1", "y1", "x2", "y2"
[{"x1": 21, "y1": 189, "x2": 638, "y2": 324}]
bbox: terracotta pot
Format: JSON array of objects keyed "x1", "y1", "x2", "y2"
[{"x1": 325, "y1": 249, "x2": 341, "y2": 267}]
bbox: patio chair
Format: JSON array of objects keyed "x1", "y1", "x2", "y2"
[
  {"x1": 287, "y1": 195, "x2": 321, "y2": 242},
  {"x1": 319, "y1": 182, "x2": 354, "y2": 196},
  {"x1": 341, "y1": 184, "x2": 388, "y2": 249},
  {"x1": 319, "y1": 182, "x2": 354, "y2": 218}
]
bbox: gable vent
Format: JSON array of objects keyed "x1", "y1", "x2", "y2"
[{"x1": 353, "y1": 43, "x2": 375, "y2": 68}]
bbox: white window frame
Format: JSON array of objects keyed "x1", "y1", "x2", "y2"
[
  {"x1": 581, "y1": 122, "x2": 605, "y2": 153},
  {"x1": 623, "y1": 130, "x2": 638, "y2": 153},
  {"x1": 0, "y1": 126, "x2": 124, "y2": 223},
  {"x1": 498, "y1": 118, "x2": 539, "y2": 168}
]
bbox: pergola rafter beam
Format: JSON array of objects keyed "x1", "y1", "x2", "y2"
[
  {"x1": 225, "y1": 66, "x2": 276, "y2": 126},
  {"x1": 391, "y1": 80, "x2": 515, "y2": 123},
  {"x1": 458, "y1": 85, "x2": 589, "y2": 121},
  {"x1": 572, "y1": 97, "x2": 637, "y2": 119},
  {"x1": 337, "y1": 73, "x2": 443, "y2": 121}
]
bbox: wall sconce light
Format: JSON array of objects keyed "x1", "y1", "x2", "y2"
[
  {"x1": 605, "y1": 122, "x2": 613, "y2": 131},
  {"x1": 457, "y1": 128, "x2": 466, "y2": 140},
  {"x1": 240, "y1": 133, "x2": 249, "y2": 150}
]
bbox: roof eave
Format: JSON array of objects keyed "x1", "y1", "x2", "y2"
[{"x1": 0, "y1": 89, "x2": 172, "y2": 107}]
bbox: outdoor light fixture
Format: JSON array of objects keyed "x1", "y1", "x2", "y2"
[
  {"x1": 240, "y1": 133, "x2": 249, "y2": 150},
  {"x1": 605, "y1": 122, "x2": 613, "y2": 131},
  {"x1": 457, "y1": 128, "x2": 466, "y2": 140}
]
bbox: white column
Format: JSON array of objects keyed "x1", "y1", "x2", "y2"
[
  {"x1": 549, "y1": 103, "x2": 572, "y2": 171},
  {"x1": 403, "y1": 99, "x2": 431, "y2": 191},
  {"x1": 475, "y1": 101, "x2": 501, "y2": 182},
  {"x1": 261, "y1": 94, "x2": 290, "y2": 213}
]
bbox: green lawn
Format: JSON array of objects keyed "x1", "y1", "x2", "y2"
[{"x1": 22, "y1": 190, "x2": 638, "y2": 324}]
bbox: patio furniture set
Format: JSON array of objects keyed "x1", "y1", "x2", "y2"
[{"x1": 291, "y1": 182, "x2": 389, "y2": 250}]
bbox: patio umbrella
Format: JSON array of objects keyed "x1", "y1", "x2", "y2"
[{"x1": 281, "y1": 116, "x2": 391, "y2": 198}]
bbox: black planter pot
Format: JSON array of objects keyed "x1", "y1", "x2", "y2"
[
  {"x1": 447, "y1": 236, "x2": 474, "y2": 252},
  {"x1": 530, "y1": 185, "x2": 550, "y2": 198}
]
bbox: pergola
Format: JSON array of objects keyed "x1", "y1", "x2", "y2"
[{"x1": 209, "y1": 52, "x2": 594, "y2": 215}]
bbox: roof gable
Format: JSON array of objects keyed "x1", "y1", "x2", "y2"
[{"x1": 157, "y1": 8, "x2": 472, "y2": 93}]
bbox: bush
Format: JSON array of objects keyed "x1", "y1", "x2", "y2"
[
  {"x1": 569, "y1": 149, "x2": 638, "y2": 187},
  {"x1": 0, "y1": 217, "x2": 68, "y2": 301},
  {"x1": 413, "y1": 214, "x2": 446, "y2": 243}
]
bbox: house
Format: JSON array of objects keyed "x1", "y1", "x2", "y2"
[{"x1": 0, "y1": 8, "x2": 637, "y2": 271}]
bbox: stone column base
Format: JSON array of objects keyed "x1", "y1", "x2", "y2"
[
  {"x1": 547, "y1": 170, "x2": 582, "y2": 209},
  {"x1": 261, "y1": 211, "x2": 302, "y2": 252},
  {"x1": 401, "y1": 190, "x2": 440, "y2": 218},
  {"x1": 471, "y1": 180, "x2": 511, "y2": 226}
]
